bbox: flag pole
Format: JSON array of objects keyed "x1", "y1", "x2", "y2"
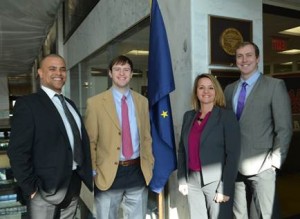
[{"x1": 158, "y1": 190, "x2": 165, "y2": 219}]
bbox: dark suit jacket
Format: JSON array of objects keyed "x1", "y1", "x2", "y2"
[
  {"x1": 177, "y1": 106, "x2": 240, "y2": 195},
  {"x1": 224, "y1": 75, "x2": 293, "y2": 175},
  {"x1": 8, "y1": 89, "x2": 93, "y2": 204}
]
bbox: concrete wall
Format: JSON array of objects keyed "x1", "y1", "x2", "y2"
[{"x1": 64, "y1": 0, "x2": 149, "y2": 69}]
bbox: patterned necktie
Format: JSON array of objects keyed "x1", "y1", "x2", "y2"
[
  {"x1": 121, "y1": 95, "x2": 133, "y2": 160},
  {"x1": 56, "y1": 94, "x2": 83, "y2": 166},
  {"x1": 236, "y1": 82, "x2": 248, "y2": 120}
]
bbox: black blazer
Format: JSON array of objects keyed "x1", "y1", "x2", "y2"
[
  {"x1": 177, "y1": 106, "x2": 241, "y2": 195},
  {"x1": 8, "y1": 89, "x2": 93, "y2": 204}
]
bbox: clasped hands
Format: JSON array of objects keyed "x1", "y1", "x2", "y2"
[
  {"x1": 178, "y1": 184, "x2": 189, "y2": 196},
  {"x1": 178, "y1": 184, "x2": 230, "y2": 203},
  {"x1": 213, "y1": 192, "x2": 230, "y2": 203}
]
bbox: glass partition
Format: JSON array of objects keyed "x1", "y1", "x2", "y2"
[{"x1": 74, "y1": 18, "x2": 150, "y2": 115}]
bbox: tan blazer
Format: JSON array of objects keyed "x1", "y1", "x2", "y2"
[{"x1": 85, "y1": 88, "x2": 154, "y2": 191}]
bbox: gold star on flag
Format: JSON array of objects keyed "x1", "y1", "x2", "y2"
[{"x1": 161, "y1": 111, "x2": 168, "y2": 118}]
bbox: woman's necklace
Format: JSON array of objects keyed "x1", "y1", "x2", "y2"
[
  {"x1": 198, "y1": 110, "x2": 209, "y2": 122},
  {"x1": 197, "y1": 117, "x2": 204, "y2": 122}
]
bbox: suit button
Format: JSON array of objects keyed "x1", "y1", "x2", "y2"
[
  {"x1": 118, "y1": 132, "x2": 121, "y2": 135},
  {"x1": 117, "y1": 147, "x2": 120, "y2": 150},
  {"x1": 114, "y1": 162, "x2": 118, "y2": 165}
]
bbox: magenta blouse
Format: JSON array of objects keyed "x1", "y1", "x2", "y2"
[{"x1": 188, "y1": 111, "x2": 211, "y2": 171}]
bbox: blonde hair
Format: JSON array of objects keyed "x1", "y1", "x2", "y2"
[{"x1": 191, "y1": 74, "x2": 226, "y2": 111}]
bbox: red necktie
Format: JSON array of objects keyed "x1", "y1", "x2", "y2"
[{"x1": 121, "y1": 96, "x2": 133, "y2": 159}]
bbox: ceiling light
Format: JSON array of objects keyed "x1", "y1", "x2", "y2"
[
  {"x1": 280, "y1": 62, "x2": 292, "y2": 65},
  {"x1": 126, "y1": 50, "x2": 149, "y2": 56},
  {"x1": 277, "y1": 49, "x2": 300, "y2": 55},
  {"x1": 279, "y1": 26, "x2": 300, "y2": 36},
  {"x1": 133, "y1": 69, "x2": 143, "y2": 76},
  {"x1": 90, "y1": 68, "x2": 107, "y2": 76}
]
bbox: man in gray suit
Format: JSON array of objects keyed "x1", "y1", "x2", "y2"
[{"x1": 224, "y1": 42, "x2": 293, "y2": 219}]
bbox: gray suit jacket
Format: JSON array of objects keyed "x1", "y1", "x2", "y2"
[
  {"x1": 177, "y1": 106, "x2": 240, "y2": 195},
  {"x1": 224, "y1": 75, "x2": 293, "y2": 175}
]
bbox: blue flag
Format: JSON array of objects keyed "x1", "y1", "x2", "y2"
[{"x1": 148, "y1": 0, "x2": 177, "y2": 193}]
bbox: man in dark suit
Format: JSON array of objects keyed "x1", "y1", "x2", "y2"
[
  {"x1": 8, "y1": 54, "x2": 93, "y2": 219},
  {"x1": 224, "y1": 42, "x2": 293, "y2": 218}
]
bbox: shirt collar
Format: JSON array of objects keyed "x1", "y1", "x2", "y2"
[
  {"x1": 111, "y1": 87, "x2": 131, "y2": 100},
  {"x1": 240, "y1": 70, "x2": 261, "y2": 87},
  {"x1": 41, "y1": 85, "x2": 61, "y2": 99}
]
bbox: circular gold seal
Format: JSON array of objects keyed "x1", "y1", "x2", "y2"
[{"x1": 220, "y1": 28, "x2": 243, "y2": 55}]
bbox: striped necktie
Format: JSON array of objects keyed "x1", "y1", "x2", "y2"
[{"x1": 56, "y1": 94, "x2": 83, "y2": 166}]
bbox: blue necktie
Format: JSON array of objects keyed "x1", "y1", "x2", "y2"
[{"x1": 236, "y1": 82, "x2": 247, "y2": 120}]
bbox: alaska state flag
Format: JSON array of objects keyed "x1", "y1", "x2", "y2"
[{"x1": 148, "y1": 0, "x2": 177, "y2": 193}]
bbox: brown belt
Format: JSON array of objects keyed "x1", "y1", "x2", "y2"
[{"x1": 119, "y1": 157, "x2": 140, "y2": 166}]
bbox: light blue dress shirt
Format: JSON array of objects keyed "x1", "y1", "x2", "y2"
[
  {"x1": 112, "y1": 88, "x2": 140, "y2": 161},
  {"x1": 233, "y1": 70, "x2": 262, "y2": 113}
]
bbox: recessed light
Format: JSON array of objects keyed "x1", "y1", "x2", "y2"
[
  {"x1": 277, "y1": 49, "x2": 300, "y2": 55},
  {"x1": 126, "y1": 50, "x2": 149, "y2": 56},
  {"x1": 279, "y1": 26, "x2": 300, "y2": 36},
  {"x1": 280, "y1": 62, "x2": 292, "y2": 65}
]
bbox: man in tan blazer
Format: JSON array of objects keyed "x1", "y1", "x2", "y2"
[{"x1": 85, "y1": 55, "x2": 153, "y2": 219}]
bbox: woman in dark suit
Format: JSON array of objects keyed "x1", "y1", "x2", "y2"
[{"x1": 177, "y1": 74, "x2": 240, "y2": 219}]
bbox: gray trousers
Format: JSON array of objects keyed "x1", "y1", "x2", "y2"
[
  {"x1": 94, "y1": 161, "x2": 147, "y2": 219},
  {"x1": 94, "y1": 185, "x2": 148, "y2": 219},
  {"x1": 28, "y1": 171, "x2": 81, "y2": 219},
  {"x1": 233, "y1": 168, "x2": 281, "y2": 219},
  {"x1": 187, "y1": 171, "x2": 233, "y2": 219}
]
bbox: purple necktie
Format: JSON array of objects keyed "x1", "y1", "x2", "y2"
[
  {"x1": 236, "y1": 82, "x2": 248, "y2": 120},
  {"x1": 121, "y1": 96, "x2": 133, "y2": 160}
]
